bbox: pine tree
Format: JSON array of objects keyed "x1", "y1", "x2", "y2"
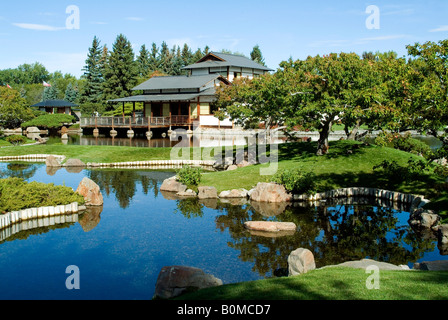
[
  {"x1": 64, "y1": 83, "x2": 78, "y2": 103},
  {"x1": 181, "y1": 43, "x2": 193, "y2": 66},
  {"x1": 42, "y1": 85, "x2": 60, "y2": 101},
  {"x1": 250, "y1": 45, "x2": 266, "y2": 66},
  {"x1": 137, "y1": 44, "x2": 151, "y2": 77},
  {"x1": 149, "y1": 42, "x2": 159, "y2": 72},
  {"x1": 102, "y1": 34, "x2": 138, "y2": 100},
  {"x1": 80, "y1": 36, "x2": 104, "y2": 104},
  {"x1": 192, "y1": 48, "x2": 203, "y2": 64}
]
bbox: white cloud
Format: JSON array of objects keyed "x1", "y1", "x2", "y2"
[
  {"x1": 13, "y1": 23, "x2": 65, "y2": 31},
  {"x1": 359, "y1": 34, "x2": 409, "y2": 41},
  {"x1": 430, "y1": 25, "x2": 448, "y2": 32}
]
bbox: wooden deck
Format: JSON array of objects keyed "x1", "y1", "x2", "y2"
[{"x1": 80, "y1": 116, "x2": 193, "y2": 129}]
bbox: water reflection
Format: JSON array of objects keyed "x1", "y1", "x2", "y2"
[{"x1": 0, "y1": 163, "x2": 445, "y2": 299}]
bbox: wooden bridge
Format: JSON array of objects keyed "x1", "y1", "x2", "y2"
[{"x1": 80, "y1": 116, "x2": 194, "y2": 130}]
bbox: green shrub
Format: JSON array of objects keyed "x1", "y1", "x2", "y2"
[
  {"x1": 375, "y1": 132, "x2": 433, "y2": 159},
  {"x1": 0, "y1": 177, "x2": 85, "y2": 213},
  {"x1": 176, "y1": 166, "x2": 202, "y2": 187},
  {"x1": 373, "y1": 159, "x2": 429, "y2": 185},
  {"x1": 272, "y1": 168, "x2": 317, "y2": 195},
  {"x1": 21, "y1": 114, "x2": 75, "y2": 129},
  {"x1": 5, "y1": 135, "x2": 27, "y2": 146}
]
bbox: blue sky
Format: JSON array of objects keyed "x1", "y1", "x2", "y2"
[{"x1": 0, "y1": 0, "x2": 447, "y2": 77}]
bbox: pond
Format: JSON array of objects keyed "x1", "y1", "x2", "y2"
[{"x1": 0, "y1": 163, "x2": 446, "y2": 300}]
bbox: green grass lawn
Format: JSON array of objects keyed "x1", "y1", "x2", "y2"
[
  {"x1": 1, "y1": 139, "x2": 446, "y2": 214},
  {"x1": 176, "y1": 267, "x2": 448, "y2": 300}
]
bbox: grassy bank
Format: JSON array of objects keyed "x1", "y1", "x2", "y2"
[
  {"x1": 176, "y1": 267, "x2": 448, "y2": 300},
  {"x1": 1, "y1": 140, "x2": 447, "y2": 214}
]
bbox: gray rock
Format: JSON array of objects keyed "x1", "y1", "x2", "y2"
[
  {"x1": 46, "y1": 155, "x2": 62, "y2": 167},
  {"x1": 219, "y1": 189, "x2": 248, "y2": 198},
  {"x1": 413, "y1": 260, "x2": 448, "y2": 271},
  {"x1": 198, "y1": 186, "x2": 218, "y2": 199},
  {"x1": 331, "y1": 259, "x2": 408, "y2": 271},
  {"x1": 160, "y1": 178, "x2": 188, "y2": 193},
  {"x1": 288, "y1": 248, "x2": 316, "y2": 276},
  {"x1": 408, "y1": 208, "x2": 440, "y2": 230},
  {"x1": 250, "y1": 182, "x2": 292, "y2": 203},
  {"x1": 177, "y1": 189, "x2": 198, "y2": 197},
  {"x1": 154, "y1": 266, "x2": 223, "y2": 299},
  {"x1": 64, "y1": 158, "x2": 86, "y2": 167}
]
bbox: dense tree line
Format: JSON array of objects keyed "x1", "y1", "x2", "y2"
[{"x1": 0, "y1": 33, "x2": 265, "y2": 117}]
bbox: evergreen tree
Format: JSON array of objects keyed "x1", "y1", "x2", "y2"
[
  {"x1": 181, "y1": 43, "x2": 193, "y2": 66},
  {"x1": 192, "y1": 48, "x2": 204, "y2": 63},
  {"x1": 64, "y1": 83, "x2": 78, "y2": 103},
  {"x1": 250, "y1": 45, "x2": 266, "y2": 66},
  {"x1": 102, "y1": 34, "x2": 138, "y2": 100},
  {"x1": 80, "y1": 36, "x2": 104, "y2": 104},
  {"x1": 42, "y1": 85, "x2": 60, "y2": 101},
  {"x1": 149, "y1": 42, "x2": 159, "y2": 72},
  {"x1": 137, "y1": 44, "x2": 151, "y2": 77}
]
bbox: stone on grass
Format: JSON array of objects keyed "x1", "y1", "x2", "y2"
[
  {"x1": 64, "y1": 158, "x2": 86, "y2": 167},
  {"x1": 250, "y1": 183, "x2": 292, "y2": 203},
  {"x1": 288, "y1": 248, "x2": 316, "y2": 276},
  {"x1": 198, "y1": 186, "x2": 218, "y2": 199}
]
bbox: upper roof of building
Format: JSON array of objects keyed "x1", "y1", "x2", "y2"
[
  {"x1": 183, "y1": 52, "x2": 273, "y2": 72},
  {"x1": 31, "y1": 99, "x2": 79, "y2": 108},
  {"x1": 132, "y1": 73, "x2": 229, "y2": 91}
]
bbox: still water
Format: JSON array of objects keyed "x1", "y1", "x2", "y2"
[{"x1": 0, "y1": 163, "x2": 446, "y2": 300}]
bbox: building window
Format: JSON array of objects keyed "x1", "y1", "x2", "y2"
[{"x1": 234, "y1": 72, "x2": 242, "y2": 79}]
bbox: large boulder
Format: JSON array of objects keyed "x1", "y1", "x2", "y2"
[
  {"x1": 46, "y1": 155, "x2": 62, "y2": 167},
  {"x1": 250, "y1": 182, "x2": 292, "y2": 203},
  {"x1": 76, "y1": 177, "x2": 104, "y2": 206},
  {"x1": 198, "y1": 186, "x2": 218, "y2": 199},
  {"x1": 408, "y1": 208, "x2": 441, "y2": 230},
  {"x1": 160, "y1": 178, "x2": 187, "y2": 193},
  {"x1": 437, "y1": 224, "x2": 448, "y2": 255},
  {"x1": 288, "y1": 248, "x2": 316, "y2": 276},
  {"x1": 414, "y1": 260, "x2": 448, "y2": 271},
  {"x1": 154, "y1": 266, "x2": 223, "y2": 299},
  {"x1": 64, "y1": 158, "x2": 86, "y2": 167},
  {"x1": 219, "y1": 189, "x2": 248, "y2": 199},
  {"x1": 244, "y1": 221, "x2": 297, "y2": 233}
]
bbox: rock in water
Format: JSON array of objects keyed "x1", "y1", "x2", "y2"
[
  {"x1": 46, "y1": 155, "x2": 62, "y2": 167},
  {"x1": 160, "y1": 178, "x2": 187, "y2": 193},
  {"x1": 76, "y1": 177, "x2": 104, "y2": 206},
  {"x1": 154, "y1": 266, "x2": 223, "y2": 299}
]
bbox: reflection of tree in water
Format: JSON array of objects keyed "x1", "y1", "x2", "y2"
[
  {"x1": 212, "y1": 201, "x2": 434, "y2": 278},
  {"x1": 87, "y1": 170, "x2": 160, "y2": 209},
  {"x1": 0, "y1": 163, "x2": 38, "y2": 180}
]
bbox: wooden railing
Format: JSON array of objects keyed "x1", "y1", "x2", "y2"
[{"x1": 81, "y1": 116, "x2": 192, "y2": 128}]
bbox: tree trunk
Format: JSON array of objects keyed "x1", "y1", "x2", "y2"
[
  {"x1": 347, "y1": 120, "x2": 361, "y2": 140},
  {"x1": 316, "y1": 120, "x2": 333, "y2": 156}
]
